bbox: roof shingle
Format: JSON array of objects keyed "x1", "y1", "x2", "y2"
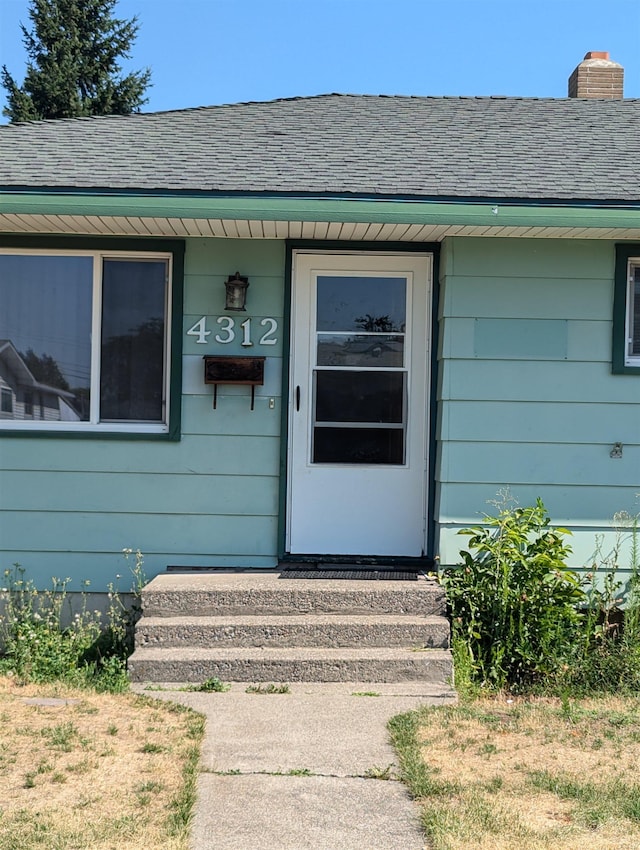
[{"x1": 1, "y1": 93, "x2": 639, "y2": 202}]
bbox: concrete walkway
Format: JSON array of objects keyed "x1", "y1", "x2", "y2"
[{"x1": 136, "y1": 681, "x2": 456, "y2": 850}]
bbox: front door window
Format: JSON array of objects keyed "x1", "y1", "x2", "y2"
[{"x1": 313, "y1": 275, "x2": 408, "y2": 465}]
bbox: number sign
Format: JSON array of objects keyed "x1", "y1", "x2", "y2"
[{"x1": 187, "y1": 316, "x2": 278, "y2": 347}]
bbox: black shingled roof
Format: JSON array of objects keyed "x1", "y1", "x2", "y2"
[{"x1": 1, "y1": 93, "x2": 639, "y2": 203}]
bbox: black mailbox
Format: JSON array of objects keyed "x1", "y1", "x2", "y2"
[{"x1": 203, "y1": 356, "x2": 265, "y2": 409}]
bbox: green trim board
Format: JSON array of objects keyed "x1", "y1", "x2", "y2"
[
  {"x1": 4, "y1": 192, "x2": 640, "y2": 230},
  {"x1": 168, "y1": 239, "x2": 185, "y2": 439},
  {"x1": 613, "y1": 243, "x2": 640, "y2": 374},
  {"x1": 0, "y1": 233, "x2": 185, "y2": 441},
  {"x1": 276, "y1": 245, "x2": 294, "y2": 559},
  {"x1": 277, "y1": 240, "x2": 441, "y2": 561},
  {"x1": 427, "y1": 246, "x2": 441, "y2": 561}
]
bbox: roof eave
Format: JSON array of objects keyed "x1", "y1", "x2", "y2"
[{"x1": 2, "y1": 190, "x2": 640, "y2": 230}]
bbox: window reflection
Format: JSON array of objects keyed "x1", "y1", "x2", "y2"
[
  {"x1": 100, "y1": 259, "x2": 167, "y2": 422},
  {"x1": 316, "y1": 276, "x2": 406, "y2": 332},
  {"x1": 317, "y1": 334, "x2": 404, "y2": 367},
  {"x1": 0, "y1": 255, "x2": 92, "y2": 421}
]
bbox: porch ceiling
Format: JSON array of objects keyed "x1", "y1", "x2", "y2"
[{"x1": 3, "y1": 213, "x2": 640, "y2": 241}]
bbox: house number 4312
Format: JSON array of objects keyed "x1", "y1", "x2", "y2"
[{"x1": 187, "y1": 316, "x2": 278, "y2": 347}]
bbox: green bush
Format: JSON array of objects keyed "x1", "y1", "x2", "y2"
[
  {"x1": 440, "y1": 496, "x2": 584, "y2": 691},
  {"x1": 0, "y1": 550, "x2": 145, "y2": 692}
]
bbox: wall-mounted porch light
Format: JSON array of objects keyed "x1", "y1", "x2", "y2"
[{"x1": 224, "y1": 271, "x2": 249, "y2": 311}]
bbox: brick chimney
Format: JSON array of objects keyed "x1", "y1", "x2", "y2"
[{"x1": 568, "y1": 51, "x2": 624, "y2": 98}]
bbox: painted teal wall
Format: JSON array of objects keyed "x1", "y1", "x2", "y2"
[
  {"x1": 0, "y1": 238, "x2": 286, "y2": 590},
  {"x1": 436, "y1": 237, "x2": 640, "y2": 579},
  {"x1": 2, "y1": 232, "x2": 637, "y2": 591}
]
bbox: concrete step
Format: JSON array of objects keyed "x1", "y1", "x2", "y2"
[
  {"x1": 141, "y1": 573, "x2": 445, "y2": 618},
  {"x1": 127, "y1": 646, "x2": 453, "y2": 684},
  {"x1": 135, "y1": 614, "x2": 450, "y2": 650}
]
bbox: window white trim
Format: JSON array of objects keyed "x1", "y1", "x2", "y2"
[
  {"x1": 625, "y1": 258, "x2": 640, "y2": 367},
  {"x1": 0, "y1": 247, "x2": 174, "y2": 434}
]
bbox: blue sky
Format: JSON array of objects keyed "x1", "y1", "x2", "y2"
[{"x1": 1, "y1": 0, "x2": 638, "y2": 120}]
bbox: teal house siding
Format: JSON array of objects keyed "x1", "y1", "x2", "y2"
[
  {"x1": 3, "y1": 230, "x2": 640, "y2": 590},
  {"x1": 0, "y1": 237, "x2": 286, "y2": 591},
  {"x1": 436, "y1": 236, "x2": 640, "y2": 575}
]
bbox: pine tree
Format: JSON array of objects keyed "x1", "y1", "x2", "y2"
[{"x1": 1, "y1": 0, "x2": 151, "y2": 122}]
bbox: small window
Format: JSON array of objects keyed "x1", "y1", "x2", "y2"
[
  {"x1": 24, "y1": 391, "x2": 34, "y2": 416},
  {"x1": 613, "y1": 246, "x2": 640, "y2": 373},
  {"x1": 626, "y1": 263, "x2": 640, "y2": 363},
  {"x1": 0, "y1": 241, "x2": 184, "y2": 436},
  {"x1": 1, "y1": 387, "x2": 12, "y2": 413}
]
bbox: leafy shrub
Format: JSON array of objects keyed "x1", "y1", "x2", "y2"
[
  {"x1": 0, "y1": 549, "x2": 146, "y2": 692},
  {"x1": 440, "y1": 495, "x2": 584, "y2": 691}
]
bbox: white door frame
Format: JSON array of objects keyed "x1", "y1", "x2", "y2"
[{"x1": 285, "y1": 249, "x2": 432, "y2": 557}]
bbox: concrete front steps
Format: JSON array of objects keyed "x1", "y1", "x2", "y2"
[{"x1": 128, "y1": 572, "x2": 453, "y2": 685}]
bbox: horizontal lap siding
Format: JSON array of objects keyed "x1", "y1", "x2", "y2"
[
  {"x1": 0, "y1": 238, "x2": 286, "y2": 589},
  {"x1": 436, "y1": 237, "x2": 640, "y2": 573}
]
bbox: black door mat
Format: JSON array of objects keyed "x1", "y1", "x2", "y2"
[{"x1": 278, "y1": 570, "x2": 425, "y2": 581}]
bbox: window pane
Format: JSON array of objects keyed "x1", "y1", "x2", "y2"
[
  {"x1": 315, "y1": 370, "x2": 405, "y2": 423},
  {"x1": 1, "y1": 387, "x2": 13, "y2": 414},
  {"x1": 316, "y1": 276, "x2": 406, "y2": 332},
  {"x1": 100, "y1": 259, "x2": 167, "y2": 422},
  {"x1": 317, "y1": 334, "x2": 404, "y2": 367},
  {"x1": 632, "y1": 267, "x2": 640, "y2": 356},
  {"x1": 0, "y1": 255, "x2": 92, "y2": 421},
  {"x1": 313, "y1": 427, "x2": 404, "y2": 464}
]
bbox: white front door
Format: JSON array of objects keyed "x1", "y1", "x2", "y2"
[{"x1": 286, "y1": 251, "x2": 432, "y2": 557}]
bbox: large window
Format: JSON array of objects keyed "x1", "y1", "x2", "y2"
[
  {"x1": 613, "y1": 245, "x2": 640, "y2": 374},
  {"x1": 0, "y1": 242, "x2": 183, "y2": 435}
]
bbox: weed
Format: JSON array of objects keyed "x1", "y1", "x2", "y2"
[
  {"x1": 364, "y1": 764, "x2": 394, "y2": 780},
  {"x1": 287, "y1": 768, "x2": 312, "y2": 776},
  {"x1": 440, "y1": 492, "x2": 582, "y2": 691},
  {"x1": 136, "y1": 780, "x2": 164, "y2": 793},
  {"x1": 245, "y1": 683, "x2": 290, "y2": 694},
  {"x1": 352, "y1": 691, "x2": 381, "y2": 697},
  {"x1": 65, "y1": 759, "x2": 92, "y2": 774},
  {"x1": 184, "y1": 677, "x2": 230, "y2": 693},
  {"x1": 0, "y1": 550, "x2": 147, "y2": 693},
  {"x1": 140, "y1": 742, "x2": 166, "y2": 754},
  {"x1": 560, "y1": 512, "x2": 640, "y2": 695},
  {"x1": 41, "y1": 722, "x2": 79, "y2": 751},
  {"x1": 106, "y1": 724, "x2": 118, "y2": 736}
]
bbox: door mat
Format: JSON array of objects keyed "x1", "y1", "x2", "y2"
[{"x1": 278, "y1": 569, "x2": 424, "y2": 581}]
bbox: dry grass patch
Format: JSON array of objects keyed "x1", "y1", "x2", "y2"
[
  {"x1": 391, "y1": 695, "x2": 640, "y2": 850},
  {"x1": 0, "y1": 676, "x2": 204, "y2": 850}
]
